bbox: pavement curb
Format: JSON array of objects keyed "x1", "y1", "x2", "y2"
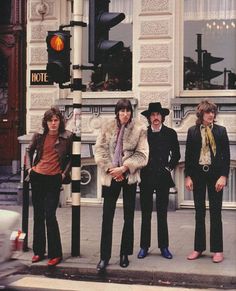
[{"x1": 21, "y1": 263, "x2": 236, "y2": 290}]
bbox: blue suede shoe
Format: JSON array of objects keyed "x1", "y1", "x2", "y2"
[
  {"x1": 160, "y1": 248, "x2": 173, "y2": 259},
  {"x1": 137, "y1": 247, "x2": 149, "y2": 259}
]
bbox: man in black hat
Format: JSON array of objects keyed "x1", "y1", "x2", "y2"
[{"x1": 137, "y1": 102, "x2": 180, "y2": 260}]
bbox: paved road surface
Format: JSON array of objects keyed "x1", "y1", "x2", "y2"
[{"x1": 8, "y1": 275, "x2": 235, "y2": 291}]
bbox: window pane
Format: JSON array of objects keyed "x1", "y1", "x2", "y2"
[
  {"x1": 184, "y1": 0, "x2": 236, "y2": 90},
  {"x1": 82, "y1": 0, "x2": 133, "y2": 91},
  {"x1": 0, "y1": 0, "x2": 12, "y2": 25}
]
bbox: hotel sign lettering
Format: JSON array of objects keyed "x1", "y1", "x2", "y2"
[{"x1": 30, "y1": 70, "x2": 53, "y2": 85}]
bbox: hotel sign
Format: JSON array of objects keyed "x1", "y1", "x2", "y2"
[{"x1": 30, "y1": 70, "x2": 53, "y2": 85}]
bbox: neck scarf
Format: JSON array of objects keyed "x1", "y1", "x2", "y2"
[
  {"x1": 113, "y1": 124, "x2": 125, "y2": 166},
  {"x1": 202, "y1": 124, "x2": 216, "y2": 157}
]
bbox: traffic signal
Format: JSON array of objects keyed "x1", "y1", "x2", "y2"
[
  {"x1": 202, "y1": 52, "x2": 224, "y2": 82},
  {"x1": 184, "y1": 56, "x2": 201, "y2": 89},
  {"x1": 89, "y1": 0, "x2": 125, "y2": 65},
  {"x1": 228, "y1": 72, "x2": 236, "y2": 89},
  {"x1": 46, "y1": 30, "x2": 71, "y2": 84}
]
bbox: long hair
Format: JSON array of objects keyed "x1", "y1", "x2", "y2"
[
  {"x1": 115, "y1": 98, "x2": 133, "y2": 126},
  {"x1": 196, "y1": 99, "x2": 217, "y2": 125},
  {"x1": 42, "y1": 106, "x2": 65, "y2": 134}
]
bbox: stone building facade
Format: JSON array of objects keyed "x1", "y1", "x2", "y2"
[{"x1": 22, "y1": 0, "x2": 236, "y2": 208}]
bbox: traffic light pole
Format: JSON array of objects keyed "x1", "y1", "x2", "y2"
[{"x1": 71, "y1": 0, "x2": 84, "y2": 257}]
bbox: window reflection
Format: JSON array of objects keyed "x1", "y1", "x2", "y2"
[
  {"x1": 184, "y1": 0, "x2": 236, "y2": 90},
  {"x1": 81, "y1": 0, "x2": 133, "y2": 91}
]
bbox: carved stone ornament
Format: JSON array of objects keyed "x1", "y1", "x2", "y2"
[
  {"x1": 171, "y1": 97, "x2": 236, "y2": 127},
  {"x1": 139, "y1": 90, "x2": 170, "y2": 107},
  {"x1": 89, "y1": 115, "x2": 103, "y2": 130},
  {"x1": 30, "y1": 0, "x2": 56, "y2": 20},
  {"x1": 140, "y1": 20, "x2": 170, "y2": 38},
  {"x1": 140, "y1": 43, "x2": 171, "y2": 62},
  {"x1": 36, "y1": 1, "x2": 49, "y2": 20},
  {"x1": 141, "y1": 0, "x2": 170, "y2": 14}
]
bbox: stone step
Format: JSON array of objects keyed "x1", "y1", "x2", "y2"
[
  {"x1": 0, "y1": 194, "x2": 18, "y2": 205},
  {"x1": 0, "y1": 178, "x2": 21, "y2": 205}
]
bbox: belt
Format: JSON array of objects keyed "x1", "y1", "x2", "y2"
[{"x1": 199, "y1": 164, "x2": 211, "y2": 172}]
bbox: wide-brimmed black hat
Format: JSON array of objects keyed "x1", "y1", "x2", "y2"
[{"x1": 141, "y1": 102, "x2": 170, "y2": 118}]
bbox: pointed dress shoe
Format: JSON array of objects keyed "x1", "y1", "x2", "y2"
[
  {"x1": 97, "y1": 259, "x2": 109, "y2": 272},
  {"x1": 32, "y1": 255, "x2": 45, "y2": 263},
  {"x1": 160, "y1": 248, "x2": 173, "y2": 259},
  {"x1": 212, "y1": 252, "x2": 224, "y2": 263},
  {"x1": 47, "y1": 257, "x2": 62, "y2": 266},
  {"x1": 137, "y1": 248, "x2": 149, "y2": 259},
  {"x1": 120, "y1": 255, "x2": 129, "y2": 268},
  {"x1": 187, "y1": 251, "x2": 202, "y2": 260}
]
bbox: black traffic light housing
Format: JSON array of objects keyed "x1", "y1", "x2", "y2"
[
  {"x1": 202, "y1": 52, "x2": 224, "y2": 82},
  {"x1": 89, "y1": 0, "x2": 125, "y2": 65},
  {"x1": 46, "y1": 30, "x2": 71, "y2": 84},
  {"x1": 228, "y1": 72, "x2": 236, "y2": 89}
]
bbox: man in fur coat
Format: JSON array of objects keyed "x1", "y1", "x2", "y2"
[
  {"x1": 95, "y1": 99, "x2": 149, "y2": 272},
  {"x1": 137, "y1": 102, "x2": 180, "y2": 260}
]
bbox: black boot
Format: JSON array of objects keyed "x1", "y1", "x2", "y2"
[
  {"x1": 97, "y1": 259, "x2": 109, "y2": 272},
  {"x1": 120, "y1": 255, "x2": 129, "y2": 268}
]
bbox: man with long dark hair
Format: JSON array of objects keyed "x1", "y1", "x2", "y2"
[
  {"x1": 137, "y1": 102, "x2": 180, "y2": 260},
  {"x1": 26, "y1": 107, "x2": 73, "y2": 266},
  {"x1": 95, "y1": 99, "x2": 149, "y2": 272},
  {"x1": 185, "y1": 100, "x2": 230, "y2": 263}
]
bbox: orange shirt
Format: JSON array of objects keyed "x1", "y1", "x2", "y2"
[{"x1": 33, "y1": 134, "x2": 61, "y2": 175}]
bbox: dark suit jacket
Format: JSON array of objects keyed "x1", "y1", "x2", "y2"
[
  {"x1": 184, "y1": 124, "x2": 230, "y2": 179},
  {"x1": 141, "y1": 125, "x2": 180, "y2": 188}
]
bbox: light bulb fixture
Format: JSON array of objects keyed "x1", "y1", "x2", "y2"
[{"x1": 205, "y1": 19, "x2": 236, "y2": 32}]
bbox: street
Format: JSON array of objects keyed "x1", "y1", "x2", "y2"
[
  {"x1": 0, "y1": 205, "x2": 235, "y2": 290},
  {"x1": 6, "y1": 275, "x2": 235, "y2": 291}
]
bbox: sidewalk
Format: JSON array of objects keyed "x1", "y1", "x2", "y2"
[{"x1": 2, "y1": 205, "x2": 236, "y2": 289}]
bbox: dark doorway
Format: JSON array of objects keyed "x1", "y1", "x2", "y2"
[{"x1": 0, "y1": 0, "x2": 26, "y2": 174}]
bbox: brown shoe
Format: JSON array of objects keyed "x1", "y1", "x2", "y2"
[
  {"x1": 212, "y1": 252, "x2": 224, "y2": 263},
  {"x1": 187, "y1": 251, "x2": 202, "y2": 260}
]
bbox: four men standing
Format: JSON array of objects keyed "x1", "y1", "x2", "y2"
[{"x1": 27, "y1": 99, "x2": 230, "y2": 269}]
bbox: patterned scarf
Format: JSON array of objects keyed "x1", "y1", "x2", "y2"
[
  {"x1": 204, "y1": 125, "x2": 216, "y2": 157},
  {"x1": 113, "y1": 124, "x2": 125, "y2": 166}
]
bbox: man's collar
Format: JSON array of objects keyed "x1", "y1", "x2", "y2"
[
  {"x1": 151, "y1": 124, "x2": 162, "y2": 132},
  {"x1": 200, "y1": 123, "x2": 213, "y2": 130}
]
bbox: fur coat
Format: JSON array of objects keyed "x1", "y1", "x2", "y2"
[{"x1": 95, "y1": 118, "x2": 149, "y2": 186}]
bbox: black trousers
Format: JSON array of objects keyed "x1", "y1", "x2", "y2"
[
  {"x1": 100, "y1": 179, "x2": 137, "y2": 261},
  {"x1": 192, "y1": 167, "x2": 223, "y2": 252},
  {"x1": 30, "y1": 170, "x2": 62, "y2": 258},
  {"x1": 139, "y1": 183, "x2": 170, "y2": 249}
]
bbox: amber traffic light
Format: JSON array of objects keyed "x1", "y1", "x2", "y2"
[{"x1": 46, "y1": 31, "x2": 71, "y2": 84}]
